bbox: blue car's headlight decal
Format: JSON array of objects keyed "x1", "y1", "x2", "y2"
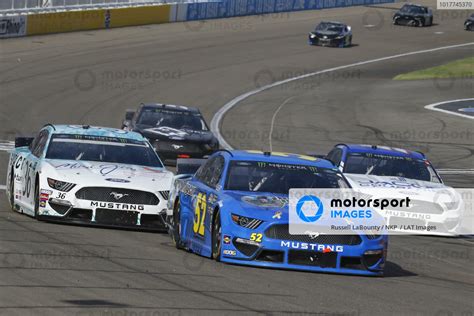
[{"x1": 231, "y1": 213, "x2": 263, "y2": 229}]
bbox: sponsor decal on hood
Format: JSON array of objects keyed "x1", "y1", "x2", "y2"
[
  {"x1": 142, "y1": 126, "x2": 215, "y2": 143},
  {"x1": 144, "y1": 126, "x2": 189, "y2": 139},
  {"x1": 241, "y1": 195, "x2": 288, "y2": 208}
]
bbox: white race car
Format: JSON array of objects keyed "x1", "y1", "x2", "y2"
[
  {"x1": 6, "y1": 124, "x2": 173, "y2": 230},
  {"x1": 324, "y1": 144, "x2": 463, "y2": 235}
]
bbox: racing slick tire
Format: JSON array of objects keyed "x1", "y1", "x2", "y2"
[
  {"x1": 9, "y1": 168, "x2": 15, "y2": 212},
  {"x1": 172, "y1": 199, "x2": 185, "y2": 250},
  {"x1": 393, "y1": 17, "x2": 399, "y2": 25},
  {"x1": 416, "y1": 18, "x2": 425, "y2": 27},
  {"x1": 346, "y1": 35, "x2": 352, "y2": 47},
  {"x1": 211, "y1": 209, "x2": 222, "y2": 262},
  {"x1": 33, "y1": 180, "x2": 40, "y2": 219}
]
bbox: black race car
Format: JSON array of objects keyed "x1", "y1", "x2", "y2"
[
  {"x1": 465, "y1": 13, "x2": 474, "y2": 31},
  {"x1": 393, "y1": 4, "x2": 433, "y2": 27},
  {"x1": 308, "y1": 21, "x2": 352, "y2": 48},
  {"x1": 122, "y1": 103, "x2": 219, "y2": 164}
]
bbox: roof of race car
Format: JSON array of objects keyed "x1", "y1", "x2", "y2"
[
  {"x1": 44, "y1": 124, "x2": 144, "y2": 141},
  {"x1": 401, "y1": 3, "x2": 429, "y2": 9},
  {"x1": 141, "y1": 103, "x2": 201, "y2": 114},
  {"x1": 338, "y1": 144, "x2": 425, "y2": 159},
  {"x1": 221, "y1": 150, "x2": 337, "y2": 168},
  {"x1": 318, "y1": 21, "x2": 347, "y2": 26}
]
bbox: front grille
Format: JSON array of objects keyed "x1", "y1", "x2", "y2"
[
  {"x1": 265, "y1": 224, "x2": 362, "y2": 245},
  {"x1": 67, "y1": 208, "x2": 92, "y2": 220},
  {"x1": 140, "y1": 214, "x2": 166, "y2": 229},
  {"x1": 256, "y1": 250, "x2": 284, "y2": 263},
  {"x1": 76, "y1": 187, "x2": 159, "y2": 205},
  {"x1": 156, "y1": 141, "x2": 203, "y2": 154},
  {"x1": 95, "y1": 209, "x2": 138, "y2": 226},
  {"x1": 288, "y1": 250, "x2": 337, "y2": 268},
  {"x1": 49, "y1": 201, "x2": 70, "y2": 215},
  {"x1": 233, "y1": 240, "x2": 259, "y2": 257}
]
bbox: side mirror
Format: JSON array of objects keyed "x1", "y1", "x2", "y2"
[
  {"x1": 15, "y1": 136, "x2": 34, "y2": 148},
  {"x1": 125, "y1": 110, "x2": 135, "y2": 121}
]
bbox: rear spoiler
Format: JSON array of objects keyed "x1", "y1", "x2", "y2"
[{"x1": 176, "y1": 158, "x2": 207, "y2": 175}]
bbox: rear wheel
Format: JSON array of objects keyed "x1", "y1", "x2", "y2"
[
  {"x1": 211, "y1": 209, "x2": 222, "y2": 261},
  {"x1": 417, "y1": 18, "x2": 425, "y2": 27},
  {"x1": 172, "y1": 200, "x2": 184, "y2": 249}
]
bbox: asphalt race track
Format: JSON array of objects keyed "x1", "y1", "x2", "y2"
[{"x1": 0, "y1": 0, "x2": 473, "y2": 314}]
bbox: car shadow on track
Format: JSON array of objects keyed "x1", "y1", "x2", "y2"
[{"x1": 384, "y1": 261, "x2": 418, "y2": 277}]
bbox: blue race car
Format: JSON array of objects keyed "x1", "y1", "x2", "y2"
[
  {"x1": 324, "y1": 144, "x2": 443, "y2": 183},
  {"x1": 323, "y1": 144, "x2": 462, "y2": 235},
  {"x1": 166, "y1": 150, "x2": 388, "y2": 276}
]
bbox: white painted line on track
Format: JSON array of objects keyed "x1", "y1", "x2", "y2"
[
  {"x1": 210, "y1": 42, "x2": 474, "y2": 150},
  {"x1": 0, "y1": 185, "x2": 6, "y2": 190},
  {"x1": 0, "y1": 140, "x2": 14, "y2": 152},
  {"x1": 269, "y1": 96, "x2": 295, "y2": 152},
  {"x1": 424, "y1": 98, "x2": 474, "y2": 120},
  {"x1": 438, "y1": 169, "x2": 474, "y2": 175}
]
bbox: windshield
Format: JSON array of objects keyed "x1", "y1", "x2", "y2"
[
  {"x1": 400, "y1": 5, "x2": 426, "y2": 14},
  {"x1": 137, "y1": 108, "x2": 208, "y2": 131},
  {"x1": 316, "y1": 23, "x2": 344, "y2": 32},
  {"x1": 344, "y1": 153, "x2": 441, "y2": 182},
  {"x1": 225, "y1": 161, "x2": 348, "y2": 194},
  {"x1": 45, "y1": 134, "x2": 163, "y2": 167}
]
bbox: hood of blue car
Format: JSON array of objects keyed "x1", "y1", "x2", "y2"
[{"x1": 223, "y1": 191, "x2": 289, "y2": 221}]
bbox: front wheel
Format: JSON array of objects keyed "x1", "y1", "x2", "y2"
[
  {"x1": 346, "y1": 35, "x2": 352, "y2": 47},
  {"x1": 33, "y1": 182, "x2": 39, "y2": 218},
  {"x1": 9, "y1": 169, "x2": 15, "y2": 212},
  {"x1": 211, "y1": 209, "x2": 222, "y2": 261},
  {"x1": 172, "y1": 200, "x2": 184, "y2": 249}
]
